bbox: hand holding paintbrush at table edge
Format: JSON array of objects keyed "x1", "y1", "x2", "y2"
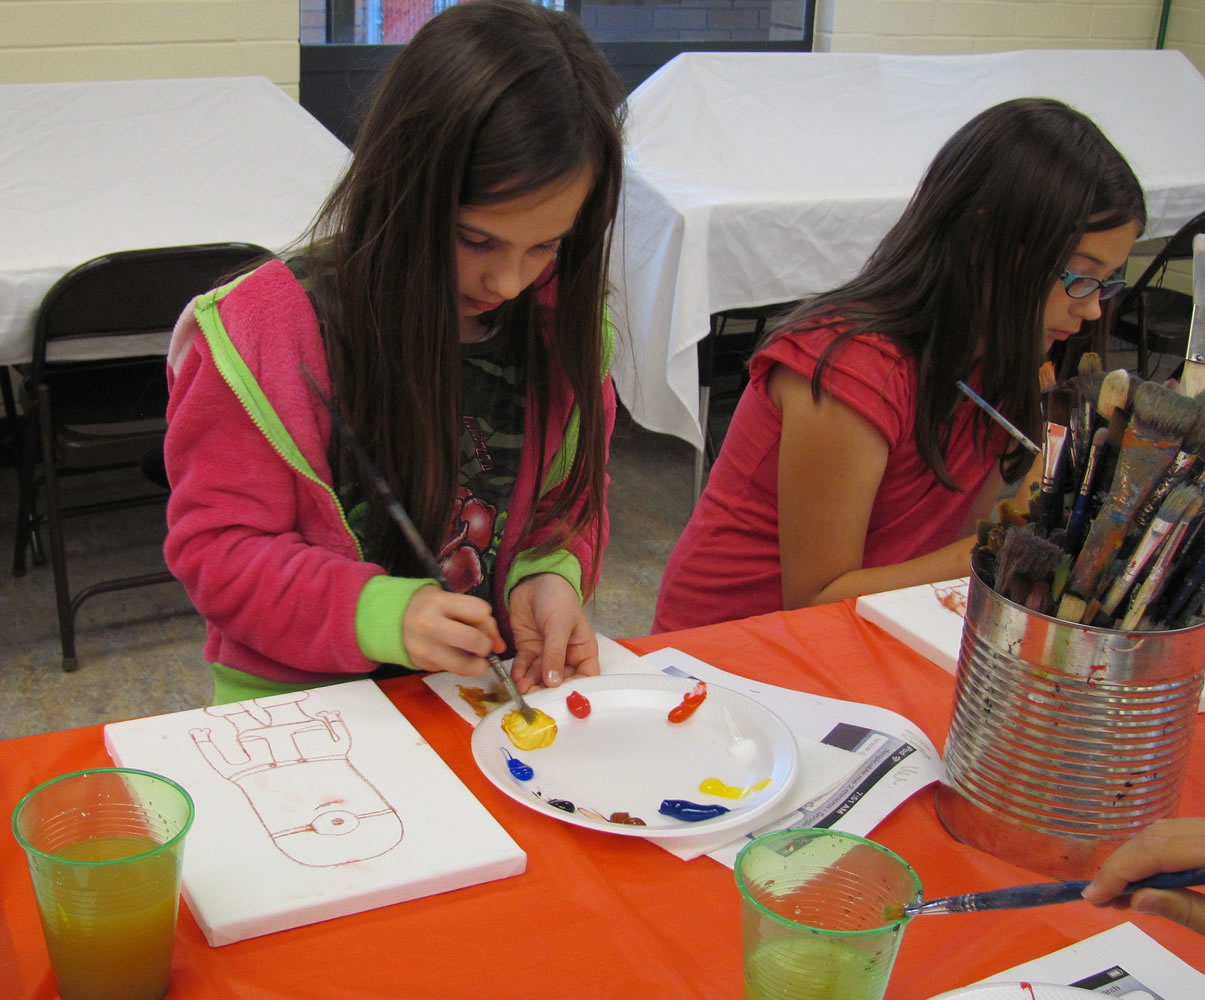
[
  {"x1": 1081, "y1": 817, "x2": 1205, "y2": 936},
  {"x1": 883, "y1": 865, "x2": 1205, "y2": 922}
]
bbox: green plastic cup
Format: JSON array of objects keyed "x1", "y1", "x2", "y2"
[
  {"x1": 12, "y1": 768, "x2": 195, "y2": 1000},
  {"x1": 734, "y1": 828, "x2": 921, "y2": 1000}
]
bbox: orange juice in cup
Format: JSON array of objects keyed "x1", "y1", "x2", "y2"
[{"x1": 12, "y1": 770, "x2": 194, "y2": 1000}]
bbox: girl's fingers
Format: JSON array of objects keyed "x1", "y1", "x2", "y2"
[{"x1": 1131, "y1": 888, "x2": 1205, "y2": 935}]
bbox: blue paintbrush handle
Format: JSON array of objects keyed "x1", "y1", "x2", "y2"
[{"x1": 906, "y1": 867, "x2": 1205, "y2": 915}]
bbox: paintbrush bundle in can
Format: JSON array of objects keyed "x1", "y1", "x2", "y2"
[
  {"x1": 970, "y1": 367, "x2": 1205, "y2": 631},
  {"x1": 1118, "y1": 486, "x2": 1205, "y2": 630},
  {"x1": 1126, "y1": 401, "x2": 1205, "y2": 538},
  {"x1": 1064, "y1": 382, "x2": 1202, "y2": 611},
  {"x1": 1099, "y1": 483, "x2": 1203, "y2": 619}
]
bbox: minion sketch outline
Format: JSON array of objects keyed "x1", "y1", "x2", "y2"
[{"x1": 188, "y1": 691, "x2": 404, "y2": 867}]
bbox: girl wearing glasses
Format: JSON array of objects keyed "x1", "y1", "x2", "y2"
[
  {"x1": 164, "y1": 0, "x2": 625, "y2": 703},
  {"x1": 655, "y1": 98, "x2": 1145, "y2": 632}
]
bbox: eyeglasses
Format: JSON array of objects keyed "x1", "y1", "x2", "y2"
[{"x1": 1060, "y1": 269, "x2": 1126, "y2": 301}]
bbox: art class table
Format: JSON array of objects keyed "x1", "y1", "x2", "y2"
[
  {"x1": 2, "y1": 600, "x2": 1203, "y2": 998},
  {"x1": 0, "y1": 75, "x2": 349, "y2": 366},
  {"x1": 608, "y1": 48, "x2": 1205, "y2": 450}
]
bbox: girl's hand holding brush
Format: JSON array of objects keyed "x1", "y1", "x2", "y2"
[
  {"x1": 1082, "y1": 817, "x2": 1205, "y2": 935},
  {"x1": 402, "y1": 585, "x2": 507, "y2": 677}
]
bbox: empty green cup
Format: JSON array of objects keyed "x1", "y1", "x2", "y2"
[
  {"x1": 735, "y1": 828, "x2": 921, "y2": 1000},
  {"x1": 12, "y1": 768, "x2": 194, "y2": 1000}
]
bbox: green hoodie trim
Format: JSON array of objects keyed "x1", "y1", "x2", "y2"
[
  {"x1": 210, "y1": 663, "x2": 345, "y2": 706},
  {"x1": 355, "y1": 574, "x2": 438, "y2": 667},
  {"x1": 193, "y1": 279, "x2": 364, "y2": 561},
  {"x1": 505, "y1": 548, "x2": 584, "y2": 605}
]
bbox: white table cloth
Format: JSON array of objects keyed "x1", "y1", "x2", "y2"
[
  {"x1": 608, "y1": 49, "x2": 1205, "y2": 449},
  {"x1": 0, "y1": 76, "x2": 350, "y2": 365}
]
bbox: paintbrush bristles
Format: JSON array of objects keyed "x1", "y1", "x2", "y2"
[
  {"x1": 1069, "y1": 372, "x2": 1104, "y2": 408},
  {"x1": 1045, "y1": 387, "x2": 1072, "y2": 427},
  {"x1": 1097, "y1": 369, "x2": 1130, "y2": 421},
  {"x1": 1183, "y1": 405, "x2": 1205, "y2": 453},
  {"x1": 1077, "y1": 352, "x2": 1103, "y2": 376},
  {"x1": 1130, "y1": 382, "x2": 1203, "y2": 442},
  {"x1": 995, "y1": 530, "x2": 1065, "y2": 606}
]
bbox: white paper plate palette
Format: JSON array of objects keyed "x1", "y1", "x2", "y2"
[{"x1": 471, "y1": 673, "x2": 798, "y2": 838}]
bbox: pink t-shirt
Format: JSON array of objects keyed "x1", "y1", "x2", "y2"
[{"x1": 653, "y1": 324, "x2": 1006, "y2": 633}]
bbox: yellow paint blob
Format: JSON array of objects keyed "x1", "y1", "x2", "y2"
[
  {"x1": 502, "y1": 708, "x2": 558, "y2": 750},
  {"x1": 699, "y1": 776, "x2": 772, "y2": 800}
]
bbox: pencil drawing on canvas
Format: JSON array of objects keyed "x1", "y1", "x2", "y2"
[{"x1": 189, "y1": 691, "x2": 404, "y2": 867}]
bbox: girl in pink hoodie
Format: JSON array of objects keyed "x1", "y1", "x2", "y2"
[{"x1": 164, "y1": 0, "x2": 624, "y2": 704}]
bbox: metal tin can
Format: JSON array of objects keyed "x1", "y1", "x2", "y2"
[{"x1": 935, "y1": 560, "x2": 1205, "y2": 879}]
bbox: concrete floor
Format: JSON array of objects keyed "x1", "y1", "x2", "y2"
[{"x1": 0, "y1": 405, "x2": 698, "y2": 741}]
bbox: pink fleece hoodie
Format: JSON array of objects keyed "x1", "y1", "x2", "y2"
[{"x1": 164, "y1": 259, "x2": 613, "y2": 686}]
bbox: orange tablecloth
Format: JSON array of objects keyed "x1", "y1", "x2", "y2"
[{"x1": 3, "y1": 600, "x2": 1202, "y2": 999}]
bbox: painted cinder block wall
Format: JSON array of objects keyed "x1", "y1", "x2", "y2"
[
  {"x1": 814, "y1": 0, "x2": 1202, "y2": 75},
  {"x1": 0, "y1": 0, "x2": 301, "y2": 97}
]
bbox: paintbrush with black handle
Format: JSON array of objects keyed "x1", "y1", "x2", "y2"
[
  {"x1": 300, "y1": 364, "x2": 535, "y2": 722},
  {"x1": 886, "y1": 868, "x2": 1205, "y2": 919},
  {"x1": 1034, "y1": 388, "x2": 1073, "y2": 534}
]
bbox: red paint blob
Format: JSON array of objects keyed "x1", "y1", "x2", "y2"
[
  {"x1": 566, "y1": 690, "x2": 592, "y2": 719},
  {"x1": 668, "y1": 681, "x2": 707, "y2": 723}
]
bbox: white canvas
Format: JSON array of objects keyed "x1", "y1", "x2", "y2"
[
  {"x1": 104, "y1": 679, "x2": 526, "y2": 946},
  {"x1": 855, "y1": 577, "x2": 969, "y2": 675},
  {"x1": 856, "y1": 578, "x2": 1205, "y2": 712}
]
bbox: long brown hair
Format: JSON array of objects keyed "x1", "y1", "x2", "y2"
[
  {"x1": 304, "y1": 0, "x2": 625, "y2": 588},
  {"x1": 769, "y1": 98, "x2": 1145, "y2": 486}
]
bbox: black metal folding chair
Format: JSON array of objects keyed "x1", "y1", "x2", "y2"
[
  {"x1": 1113, "y1": 209, "x2": 1205, "y2": 379},
  {"x1": 12, "y1": 242, "x2": 267, "y2": 670}
]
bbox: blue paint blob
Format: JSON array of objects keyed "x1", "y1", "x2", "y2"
[
  {"x1": 658, "y1": 799, "x2": 731, "y2": 822},
  {"x1": 501, "y1": 748, "x2": 534, "y2": 781}
]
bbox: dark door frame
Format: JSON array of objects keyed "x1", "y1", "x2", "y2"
[{"x1": 301, "y1": 1, "x2": 816, "y2": 145}]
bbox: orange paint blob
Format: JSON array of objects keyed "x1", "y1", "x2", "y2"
[{"x1": 458, "y1": 684, "x2": 507, "y2": 719}]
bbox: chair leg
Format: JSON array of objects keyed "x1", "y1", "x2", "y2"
[
  {"x1": 36, "y1": 385, "x2": 78, "y2": 671},
  {"x1": 693, "y1": 314, "x2": 724, "y2": 508},
  {"x1": 12, "y1": 394, "x2": 39, "y2": 576},
  {"x1": 1136, "y1": 298, "x2": 1150, "y2": 380},
  {"x1": 693, "y1": 386, "x2": 712, "y2": 507}
]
